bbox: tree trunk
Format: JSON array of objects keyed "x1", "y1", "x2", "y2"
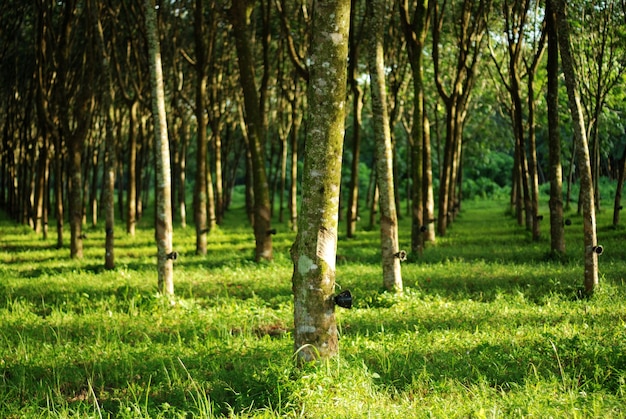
[
  {"x1": 368, "y1": 0, "x2": 402, "y2": 293},
  {"x1": 127, "y1": 100, "x2": 138, "y2": 236},
  {"x1": 527, "y1": 81, "x2": 540, "y2": 240},
  {"x1": 346, "y1": 84, "x2": 363, "y2": 239},
  {"x1": 34, "y1": 133, "x2": 48, "y2": 236},
  {"x1": 93, "y1": 1, "x2": 116, "y2": 270},
  {"x1": 54, "y1": 134, "x2": 64, "y2": 249},
  {"x1": 230, "y1": 0, "x2": 273, "y2": 262},
  {"x1": 292, "y1": 0, "x2": 350, "y2": 363},
  {"x1": 422, "y1": 108, "x2": 435, "y2": 242},
  {"x1": 399, "y1": 0, "x2": 428, "y2": 255},
  {"x1": 56, "y1": 0, "x2": 91, "y2": 259},
  {"x1": 437, "y1": 111, "x2": 454, "y2": 236},
  {"x1": 213, "y1": 129, "x2": 224, "y2": 225},
  {"x1": 194, "y1": 0, "x2": 209, "y2": 255},
  {"x1": 178, "y1": 120, "x2": 188, "y2": 229},
  {"x1": 613, "y1": 145, "x2": 626, "y2": 226},
  {"x1": 554, "y1": 0, "x2": 598, "y2": 294},
  {"x1": 289, "y1": 81, "x2": 301, "y2": 232},
  {"x1": 546, "y1": 0, "x2": 565, "y2": 254},
  {"x1": 145, "y1": 0, "x2": 174, "y2": 296}
]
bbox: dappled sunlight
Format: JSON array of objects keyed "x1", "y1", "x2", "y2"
[{"x1": 1, "y1": 197, "x2": 626, "y2": 416}]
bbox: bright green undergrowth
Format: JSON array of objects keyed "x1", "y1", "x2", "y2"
[{"x1": 1, "y1": 198, "x2": 626, "y2": 418}]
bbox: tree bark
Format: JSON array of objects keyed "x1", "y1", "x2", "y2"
[
  {"x1": 145, "y1": 0, "x2": 174, "y2": 296},
  {"x1": 56, "y1": 0, "x2": 92, "y2": 259},
  {"x1": 127, "y1": 100, "x2": 138, "y2": 236},
  {"x1": 546, "y1": 0, "x2": 565, "y2": 254},
  {"x1": 432, "y1": 0, "x2": 487, "y2": 236},
  {"x1": 289, "y1": 80, "x2": 301, "y2": 232},
  {"x1": 614, "y1": 145, "x2": 626, "y2": 226},
  {"x1": 230, "y1": 0, "x2": 273, "y2": 262},
  {"x1": 368, "y1": 0, "x2": 402, "y2": 293},
  {"x1": 346, "y1": 0, "x2": 364, "y2": 239},
  {"x1": 554, "y1": 0, "x2": 598, "y2": 294},
  {"x1": 422, "y1": 107, "x2": 435, "y2": 242},
  {"x1": 399, "y1": 0, "x2": 428, "y2": 255},
  {"x1": 193, "y1": 0, "x2": 209, "y2": 255},
  {"x1": 292, "y1": 0, "x2": 350, "y2": 363},
  {"x1": 93, "y1": 0, "x2": 116, "y2": 270}
]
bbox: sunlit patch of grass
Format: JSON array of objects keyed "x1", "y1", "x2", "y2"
[{"x1": 1, "y1": 196, "x2": 626, "y2": 417}]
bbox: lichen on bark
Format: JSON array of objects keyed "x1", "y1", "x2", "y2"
[{"x1": 292, "y1": 0, "x2": 351, "y2": 363}]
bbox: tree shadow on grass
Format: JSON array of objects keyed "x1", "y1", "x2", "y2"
[
  {"x1": 0, "y1": 306, "x2": 292, "y2": 416},
  {"x1": 355, "y1": 330, "x2": 626, "y2": 398}
]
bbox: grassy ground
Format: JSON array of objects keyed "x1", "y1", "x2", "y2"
[{"x1": 1, "y1": 197, "x2": 626, "y2": 418}]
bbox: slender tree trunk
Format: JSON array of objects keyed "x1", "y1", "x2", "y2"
[
  {"x1": 292, "y1": 0, "x2": 350, "y2": 363},
  {"x1": 68, "y1": 141, "x2": 84, "y2": 259},
  {"x1": 437, "y1": 110, "x2": 454, "y2": 236},
  {"x1": 54, "y1": 135, "x2": 64, "y2": 249},
  {"x1": 206, "y1": 153, "x2": 216, "y2": 231},
  {"x1": 230, "y1": 0, "x2": 273, "y2": 261},
  {"x1": 127, "y1": 100, "x2": 138, "y2": 236},
  {"x1": 346, "y1": 0, "x2": 363, "y2": 238},
  {"x1": 214, "y1": 129, "x2": 224, "y2": 225},
  {"x1": 554, "y1": 0, "x2": 598, "y2": 294},
  {"x1": 178, "y1": 120, "x2": 188, "y2": 228},
  {"x1": 546, "y1": 0, "x2": 565, "y2": 253},
  {"x1": 289, "y1": 82, "x2": 301, "y2": 232},
  {"x1": 422, "y1": 108, "x2": 435, "y2": 242},
  {"x1": 368, "y1": 0, "x2": 402, "y2": 293},
  {"x1": 93, "y1": 1, "x2": 116, "y2": 270},
  {"x1": 279, "y1": 127, "x2": 288, "y2": 223},
  {"x1": 399, "y1": 0, "x2": 428, "y2": 255},
  {"x1": 369, "y1": 177, "x2": 379, "y2": 230},
  {"x1": 528, "y1": 75, "x2": 540, "y2": 241},
  {"x1": 56, "y1": 0, "x2": 89, "y2": 259},
  {"x1": 34, "y1": 134, "x2": 47, "y2": 235},
  {"x1": 613, "y1": 145, "x2": 626, "y2": 226},
  {"x1": 194, "y1": 0, "x2": 208, "y2": 255},
  {"x1": 145, "y1": 0, "x2": 174, "y2": 296},
  {"x1": 346, "y1": 85, "x2": 363, "y2": 239}
]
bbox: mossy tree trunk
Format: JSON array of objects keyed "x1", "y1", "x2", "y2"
[
  {"x1": 368, "y1": 0, "x2": 402, "y2": 293},
  {"x1": 292, "y1": 0, "x2": 350, "y2": 363},
  {"x1": 145, "y1": 0, "x2": 174, "y2": 296},
  {"x1": 554, "y1": 0, "x2": 598, "y2": 294}
]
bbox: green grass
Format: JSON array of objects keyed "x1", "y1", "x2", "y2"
[{"x1": 1, "y1": 197, "x2": 626, "y2": 418}]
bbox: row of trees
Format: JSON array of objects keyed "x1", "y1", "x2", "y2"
[{"x1": 1, "y1": 0, "x2": 626, "y2": 360}]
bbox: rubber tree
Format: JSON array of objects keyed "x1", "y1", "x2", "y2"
[
  {"x1": 292, "y1": 0, "x2": 350, "y2": 363},
  {"x1": 553, "y1": 0, "x2": 599, "y2": 294},
  {"x1": 193, "y1": 0, "x2": 209, "y2": 255},
  {"x1": 399, "y1": 0, "x2": 429, "y2": 255},
  {"x1": 230, "y1": 0, "x2": 273, "y2": 262},
  {"x1": 275, "y1": 0, "x2": 311, "y2": 232},
  {"x1": 92, "y1": 0, "x2": 116, "y2": 269},
  {"x1": 368, "y1": 0, "x2": 403, "y2": 293},
  {"x1": 145, "y1": 0, "x2": 175, "y2": 296},
  {"x1": 571, "y1": 0, "x2": 626, "y2": 211},
  {"x1": 432, "y1": 0, "x2": 491, "y2": 236},
  {"x1": 346, "y1": 0, "x2": 365, "y2": 239},
  {"x1": 56, "y1": 0, "x2": 95, "y2": 259},
  {"x1": 546, "y1": 0, "x2": 565, "y2": 254}
]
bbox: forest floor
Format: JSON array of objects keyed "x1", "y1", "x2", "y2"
[{"x1": 1, "y1": 197, "x2": 626, "y2": 418}]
